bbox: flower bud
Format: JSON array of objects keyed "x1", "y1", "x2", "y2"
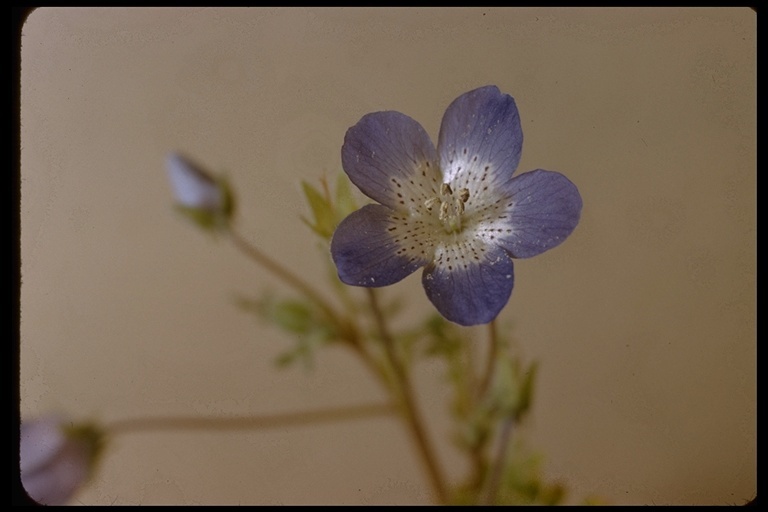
[
  {"x1": 165, "y1": 152, "x2": 235, "y2": 231},
  {"x1": 166, "y1": 153, "x2": 222, "y2": 210}
]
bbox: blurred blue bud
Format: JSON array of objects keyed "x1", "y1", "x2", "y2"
[
  {"x1": 166, "y1": 152, "x2": 224, "y2": 211},
  {"x1": 165, "y1": 152, "x2": 235, "y2": 231},
  {"x1": 20, "y1": 415, "x2": 105, "y2": 505}
]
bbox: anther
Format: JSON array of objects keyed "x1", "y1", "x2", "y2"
[{"x1": 439, "y1": 201, "x2": 450, "y2": 220}]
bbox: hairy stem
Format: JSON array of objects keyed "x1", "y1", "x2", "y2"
[{"x1": 366, "y1": 288, "x2": 447, "y2": 504}]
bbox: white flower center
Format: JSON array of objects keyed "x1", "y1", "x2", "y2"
[{"x1": 424, "y1": 183, "x2": 470, "y2": 234}]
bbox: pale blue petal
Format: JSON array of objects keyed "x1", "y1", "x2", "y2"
[
  {"x1": 422, "y1": 243, "x2": 514, "y2": 326},
  {"x1": 341, "y1": 111, "x2": 442, "y2": 210},
  {"x1": 494, "y1": 169, "x2": 582, "y2": 258},
  {"x1": 437, "y1": 86, "x2": 523, "y2": 199},
  {"x1": 331, "y1": 204, "x2": 429, "y2": 287}
]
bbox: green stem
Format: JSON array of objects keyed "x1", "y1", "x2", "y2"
[
  {"x1": 461, "y1": 319, "x2": 499, "y2": 500},
  {"x1": 106, "y1": 403, "x2": 396, "y2": 436},
  {"x1": 483, "y1": 415, "x2": 515, "y2": 505},
  {"x1": 228, "y1": 226, "x2": 349, "y2": 336},
  {"x1": 228, "y1": 226, "x2": 387, "y2": 422},
  {"x1": 477, "y1": 319, "x2": 499, "y2": 400},
  {"x1": 366, "y1": 289, "x2": 448, "y2": 504}
]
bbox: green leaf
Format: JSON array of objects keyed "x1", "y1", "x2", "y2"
[
  {"x1": 489, "y1": 357, "x2": 538, "y2": 422},
  {"x1": 269, "y1": 300, "x2": 314, "y2": 334},
  {"x1": 301, "y1": 181, "x2": 335, "y2": 239},
  {"x1": 273, "y1": 328, "x2": 329, "y2": 370},
  {"x1": 235, "y1": 292, "x2": 338, "y2": 371},
  {"x1": 516, "y1": 362, "x2": 538, "y2": 422},
  {"x1": 236, "y1": 293, "x2": 337, "y2": 340},
  {"x1": 496, "y1": 440, "x2": 566, "y2": 505},
  {"x1": 334, "y1": 173, "x2": 358, "y2": 219},
  {"x1": 423, "y1": 314, "x2": 462, "y2": 357}
]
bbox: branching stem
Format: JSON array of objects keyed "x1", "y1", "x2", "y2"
[
  {"x1": 228, "y1": 227, "x2": 341, "y2": 325},
  {"x1": 366, "y1": 288, "x2": 448, "y2": 504}
]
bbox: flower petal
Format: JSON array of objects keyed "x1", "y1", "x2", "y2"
[
  {"x1": 495, "y1": 169, "x2": 582, "y2": 258},
  {"x1": 422, "y1": 243, "x2": 514, "y2": 326},
  {"x1": 341, "y1": 111, "x2": 442, "y2": 210},
  {"x1": 331, "y1": 204, "x2": 429, "y2": 287},
  {"x1": 437, "y1": 86, "x2": 523, "y2": 197}
]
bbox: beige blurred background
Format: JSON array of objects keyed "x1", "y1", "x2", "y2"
[{"x1": 19, "y1": 7, "x2": 755, "y2": 505}]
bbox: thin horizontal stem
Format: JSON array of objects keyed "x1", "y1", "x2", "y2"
[{"x1": 106, "y1": 403, "x2": 396, "y2": 436}]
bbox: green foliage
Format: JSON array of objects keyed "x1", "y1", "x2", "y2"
[
  {"x1": 228, "y1": 173, "x2": 582, "y2": 505},
  {"x1": 334, "y1": 173, "x2": 358, "y2": 219},
  {"x1": 489, "y1": 357, "x2": 538, "y2": 423},
  {"x1": 300, "y1": 174, "x2": 358, "y2": 240},
  {"x1": 423, "y1": 314, "x2": 464, "y2": 357},
  {"x1": 234, "y1": 173, "x2": 363, "y2": 370},
  {"x1": 422, "y1": 314, "x2": 476, "y2": 421},
  {"x1": 235, "y1": 293, "x2": 337, "y2": 370},
  {"x1": 417, "y1": 314, "x2": 569, "y2": 505},
  {"x1": 495, "y1": 440, "x2": 566, "y2": 505},
  {"x1": 300, "y1": 181, "x2": 336, "y2": 239}
]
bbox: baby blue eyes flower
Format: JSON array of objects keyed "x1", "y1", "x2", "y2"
[{"x1": 330, "y1": 86, "x2": 582, "y2": 326}]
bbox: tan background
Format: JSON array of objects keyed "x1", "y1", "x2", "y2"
[{"x1": 19, "y1": 7, "x2": 755, "y2": 505}]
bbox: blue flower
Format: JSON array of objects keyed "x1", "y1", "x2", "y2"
[{"x1": 330, "y1": 86, "x2": 582, "y2": 326}]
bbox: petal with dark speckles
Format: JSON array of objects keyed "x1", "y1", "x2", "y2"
[
  {"x1": 422, "y1": 244, "x2": 514, "y2": 326},
  {"x1": 331, "y1": 204, "x2": 429, "y2": 287}
]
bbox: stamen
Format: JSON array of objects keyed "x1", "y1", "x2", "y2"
[
  {"x1": 424, "y1": 184, "x2": 472, "y2": 234},
  {"x1": 439, "y1": 201, "x2": 450, "y2": 221}
]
